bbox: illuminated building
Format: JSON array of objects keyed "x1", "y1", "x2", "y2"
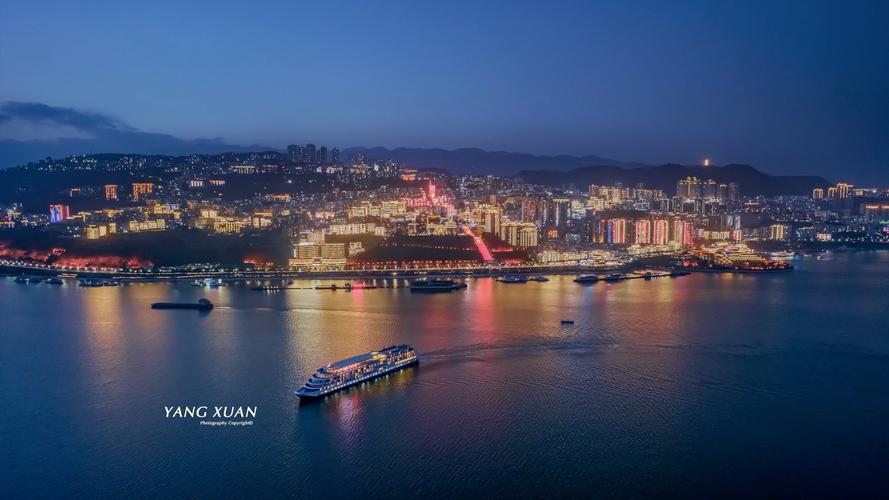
[
  {"x1": 500, "y1": 222, "x2": 538, "y2": 248},
  {"x1": 518, "y1": 226, "x2": 538, "y2": 248},
  {"x1": 863, "y1": 204, "x2": 889, "y2": 219},
  {"x1": 671, "y1": 220, "x2": 694, "y2": 246},
  {"x1": 231, "y1": 165, "x2": 256, "y2": 174},
  {"x1": 85, "y1": 223, "x2": 117, "y2": 239},
  {"x1": 251, "y1": 212, "x2": 273, "y2": 228},
  {"x1": 603, "y1": 219, "x2": 627, "y2": 244},
  {"x1": 812, "y1": 188, "x2": 824, "y2": 200},
  {"x1": 104, "y1": 184, "x2": 118, "y2": 200},
  {"x1": 682, "y1": 222, "x2": 695, "y2": 246},
  {"x1": 131, "y1": 182, "x2": 154, "y2": 201},
  {"x1": 676, "y1": 177, "x2": 702, "y2": 199},
  {"x1": 331, "y1": 147, "x2": 340, "y2": 163},
  {"x1": 837, "y1": 182, "x2": 853, "y2": 199},
  {"x1": 769, "y1": 224, "x2": 788, "y2": 240},
  {"x1": 49, "y1": 204, "x2": 70, "y2": 223},
  {"x1": 703, "y1": 179, "x2": 718, "y2": 200},
  {"x1": 481, "y1": 208, "x2": 501, "y2": 235},
  {"x1": 289, "y1": 243, "x2": 347, "y2": 269},
  {"x1": 552, "y1": 198, "x2": 571, "y2": 227},
  {"x1": 653, "y1": 219, "x2": 669, "y2": 245},
  {"x1": 671, "y1": 220, "x2": 684, "y2": 244},
  {"x1": 634, "y1": 219, "x2": 651, "y2": 244},
  {"x1": 127, "y1": 219, "x2": 166, "y2": 232},
  {"x1": 827, "y1": 187, "x2": 837, "y2": 199}
]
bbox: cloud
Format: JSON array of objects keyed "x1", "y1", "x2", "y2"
[
  {"x1": 0, "y1": 101, "x2": 133, "y2": 132},
  {"x1": 0, "y1": 101, "x2": 272, "y2": 168}
]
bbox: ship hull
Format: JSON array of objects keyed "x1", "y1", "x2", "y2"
[{"x1": 295, "y1": 358, "x2": 418, "y2": 398}]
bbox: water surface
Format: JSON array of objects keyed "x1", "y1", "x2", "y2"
[{"x1": 2, "y1": 253, "x2": 888, "y2": 497}]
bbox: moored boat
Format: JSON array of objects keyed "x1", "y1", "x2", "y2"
[
  {"x1": 498, "y1": 274, "x2": 528, "y2": 283},
  {"x1": 573, "y1": 274, "x2": 600, "y2": 284},
  {"x1": 295, "y1": 345, "x2": 418, "y2": 398},
  {"x1": 409, "y1": 278, "x2": 466, "y2": 292}
]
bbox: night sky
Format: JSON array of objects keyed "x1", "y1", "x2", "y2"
[{"x1": 1, "y1": 0, "x2": 887, "y2": 183}]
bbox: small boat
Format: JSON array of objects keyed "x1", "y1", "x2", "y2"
[
  {"x1": 498, "y1": 274, "x2": 528, "y2": 283},
  {"x1": 46, "y1": 277, "x2": 64, "y2": 285},
  {"x1": 530, "y1": 276, "x2": 550, "y2": 282},
  {"x1": 410, "y1": 278, "x2": 466, "y2": 292},
  {"x1": 603, "y1": 273, "x2": 624, "y2": 282},
  {"x1": 573, "y1": 275, "x2": 600, "y2": 284},
  {"x1": 560, "y1": 319, "x2": 574, "y2": 324},
  {"x1": 643, "y1": 272, "x2": 653, "y2": 280},
  {"x1": 315, "y1": 283, "x2": 344, "y2": 290},
  {"x1": 78, "y1": 279, "x2": 103, "y2": 287},
  {"x1": 151, "y1": 298, "x2": 214, "y2": 310},
  {"x1": 102, "y1": 280, "x2": 120, "y2": 287}
]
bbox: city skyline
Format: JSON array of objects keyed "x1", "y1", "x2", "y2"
[{"x1": 2, "y1": 1, "x2": 888, "y2": 183}]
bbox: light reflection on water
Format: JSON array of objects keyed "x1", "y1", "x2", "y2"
[{"x1": 2, "y1": 252, "x2": 889, "y2": 497}]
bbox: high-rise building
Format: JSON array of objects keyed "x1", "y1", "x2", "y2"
[
  {"x1": 552, "y1": 198, "x2": 571, "y2": 227},
  {"x1": 634, "y1": 219, "x2": 651, "y2": 245},
  {"x1": 827, "y1": 187, "x2": 837, "y2": 199},
  {"x1": 331, "y1": 147, "x2": 340, "y2": 164},
  {"x1": 606, "y1": 219, "x2": 627, "y2": 244},
  {"x1": 812, "y1": 188, "x2": 824, "y2": 200},
  {"x1": 479, "y1": 208, "x2": 501, "y2": 235},
  {"x1": 717, "y1": 184, "x2": 729, "y2": 204},
  {"x1": 671, "y1": 220, "x2": 694, "y2": 245},
  {"x1": 682, "y1": 222, "x2": 695, "y2": 246},
  {"x1": 769, "y1": 224, "x2": 787, "y2": 240},
  {"x1": 132, "y1": 182, "x2": 154, "y2": 201},
  {"x1": 49, "y1": 204, "x2": 70, "y2": 223},
  {"x1": 520, "y1": 198, "x2": 537, "y2": 223},
  {"x1": 727, "y1": 182, "x2": 740, "y2": 202},
  {"x1": 305, "y1": 144, "x2": 317, "y2": 164},
  {"x1": 319, "y1": 146, "x2": 328, "y2": 164},
  {"x1": 287, "y1": 144, "x2": 301, "y2": 163},
  {"x1": 837, "y1": 182, "x2": 853, "y2": 199},
  {"x1": 676, "y1": 177, "x2": 702, "y2": 199},
  {"x1": 500, "y1": 222, "x2": 538, "y2": 248},
  {"x1": 703, "y1": 179, "x2": 718, "y2": 200},
  {"x1": 104, "y1": 184, "x2": 118, "y2": 200},
  {"x1": 653, "y1": 219, "x2": 669, "y2": 245},
  {"x1": 518, "y1": 225, "x2": 538, "y2": 248}
]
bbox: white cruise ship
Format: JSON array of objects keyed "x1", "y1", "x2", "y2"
[{"x1": 295, "y1": 345, "x2": 418, "y2": 398}]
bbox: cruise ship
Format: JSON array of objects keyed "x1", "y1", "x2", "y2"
[{"x1": 295, "y1": 345, "x2": 418, "y2": 398}]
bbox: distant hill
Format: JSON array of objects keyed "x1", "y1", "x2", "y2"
[
  {"x1": 341, "y1": 147, "x2": 644, "y2": 176},
  {"x1": 517, "y1": 164, "x2": 831, "y2": 196}
]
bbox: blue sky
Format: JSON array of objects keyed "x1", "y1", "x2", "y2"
[{"x1": 1, "y1": 0, "x2": 887, "y2": 182}]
